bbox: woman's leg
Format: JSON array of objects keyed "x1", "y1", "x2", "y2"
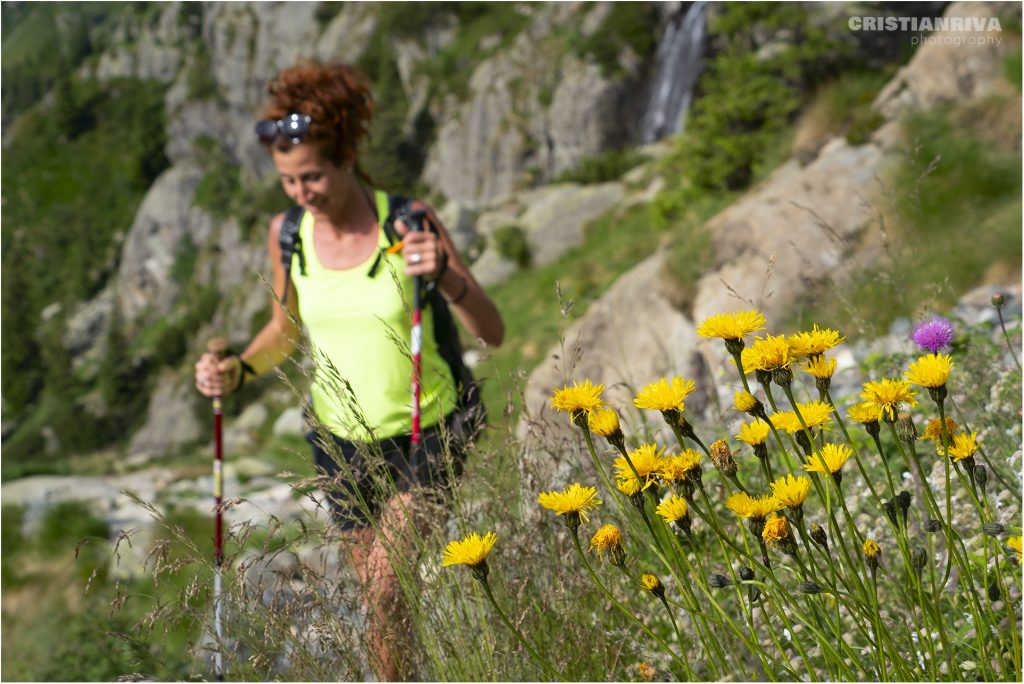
[{"x1": 348, "y1": 491, "x2": 427, "y2": 681}]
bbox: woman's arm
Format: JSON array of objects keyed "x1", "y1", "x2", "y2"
[
  {"x1": 195, "y1": 213, "x2": 303, "y2": 396},
  {"x1": 399, "y1": 203, "x2": 504, "y2": 348}
]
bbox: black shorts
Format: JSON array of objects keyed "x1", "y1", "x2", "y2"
[{"x1": 306, "y1": 408, "x2": 477, "y2": 531}]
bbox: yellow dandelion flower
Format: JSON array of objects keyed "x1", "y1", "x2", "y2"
[
  {"x1": 538, "y1": 483, "x2": 602, "y2": 523},
  {"x1": 748, "y1": 335, "x2": 792, "y2": 371},
  {"x1": 549, "y1": 380, "x2": 605, "y2": 419},
  {"x1": 1007, "y1": 536, "x2": 1022, "y2": 561},
  {"x1": 803, "y1": 355, "x2": 837, "y2": 380},
  {"x1": 734, "y1": 390, "x2": 759, "y2": 413},
  {"x1": 656, "y1": 493, "x2": 690, "y2": 523},
  {"x1": 770, "y1": 474, "x2": 811, "y2": 508},
  {"x1": 589, "y1": 524, "x2": 623, "y2": 556},
  {"x1": 944, "y1": 431, "x2": 979, "y2": 462},
  {"x1": 905, "y1": 353, "x2": 953, "y2": 389},
  {"x1": 616, "y1": 475, "x2": 647, "y2": 496},
  {"x1": 588, "y1": 407, "x2": 621, "y2": 438},
  {"x1": 762, "y1": 515, "x2": 791, "y2": 545},
  {"x1": 614, "y1": 443, "x2": 665, "y2": 483},
  {"x1": 794, "y1": 400, "x2": 834, "y2": 430},
  {"x1": 921, "y1": 417, "x2": 956, "y2": 444},
  {"x1": 442, "y1": 531, "x2": 497, "y2": 568},
  {"x1": 769, "y1": 410, "x2": 803, "y2": 434},
  {"x1": 804, "y1": 443, "x2": 852, "y2": 476},
  {"x1": 861, "y1": 378, "x2": 918, "y2": 420},
  {"x1": 863, "y1": 538, "x2": 881, "y2": 559},
  {"x1": 789, "y1": 325, "x2": 845, "y2": 358},
  {"x1": 848, "y1": 401, "x2": 882, "y2": 425},
  {"x1": 659, "y1": 450, "x2": 702, "y2": 482},
  {"x1": 634, "y1": 377, "x2": 696, "y2": 412},
  {"x1": 736, "y1": 419, "x2": 771, "y2": 446},
  {"x1": 637, "y1": 662, "x2": 656, "y2": 682},
  {"x1": 726, "y1": 492, "x2": 781, "y2": 519},
  {"x1": 739, "y1": 346, "x2": 766, "y2": 375},
  {"x1": 641, "y1": 573, "x2": 664, "y2": 595},
  {"x1": 697, "y1": 309, "x2": 767, "y2": 340}
]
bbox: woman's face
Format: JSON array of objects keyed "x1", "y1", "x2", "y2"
[{"x1": 271, "y1": 143, "x2": 348, "y2": 218}]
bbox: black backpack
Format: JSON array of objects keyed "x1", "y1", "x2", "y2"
[{"x1": 277, "y1": 193, "x2": 484, "y2": 425}]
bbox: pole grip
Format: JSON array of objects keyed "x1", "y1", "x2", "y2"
[{"x1": 207, "y1": 337, "x2": 229, "y2": 361}]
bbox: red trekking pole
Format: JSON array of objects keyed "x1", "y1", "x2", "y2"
[
  {"x1": 406, "y1": 210, "x2": 428, "y2": 450},
  {"x1": 207, "y1": 337, "x2": 228, "y2": 681}
]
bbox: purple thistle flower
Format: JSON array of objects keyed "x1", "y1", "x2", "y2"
[{"x1": 912, "y1": 316, "x2": 954, "y2": 353}]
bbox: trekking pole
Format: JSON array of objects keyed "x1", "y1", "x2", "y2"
[
  {"x1": 405, "y1": 209, "x2": 428, "y2": 451},
  {"x1": 206, "y1": 337, "x2": 228, "y2": 682}
]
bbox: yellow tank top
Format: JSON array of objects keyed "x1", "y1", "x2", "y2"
[{"x1": 290, "y1": 191, "x2": 457, "y2": 441}]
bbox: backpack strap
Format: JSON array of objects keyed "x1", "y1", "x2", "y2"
[{"x1": 278, "y1": 205, "x2": 306, "y2": 307}]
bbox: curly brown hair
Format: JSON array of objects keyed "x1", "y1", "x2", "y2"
[{"x1": 261, "y1": 60, "x2": 375, "y2": 176}]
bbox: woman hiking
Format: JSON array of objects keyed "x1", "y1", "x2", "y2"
[{"x1": 193, "y1": 60, "x2": 503, "y2": 680}]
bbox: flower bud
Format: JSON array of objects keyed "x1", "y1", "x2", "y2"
[
  {"x1": 910, "y1": 546, "x2": 928, "y2": 575},
  {"x1": 987, "y1": 578, "x2": 1001, "y2": 601},
  {"x1": 974, "y1": 464, "x2": 988, "y2": 490},
  {"x1": 674, "y1": 514, "x2": 692, "y2": 538},
  {"x1": 738, "y1": 566, "x2": 755, "y2": 581},
  {"x1": 924, "y1": 518, "x2": 943, "y2": 533},
  {"x1": 772, "y1": 366, "x2": 793, "y2": 388},
  {"x1": 983, "y1": 522, "x2": 1006, "y2": 537},
  {"x1": 753, "y1": 442, "x2": 769, "y2": 460},
  {"x1": 795, "y1": 430, "x2": 813, "y2": 456},
  {"x1": 611, "y1": 545, "x2": 627, "y2": 569},
  {"x1": 882, "y1": 499, "x2": 898, "y2": 527},
  {"x1": 710, "y1": 439, "x2": 738, "y2": 478},
  {"x1": 707, "y1": 574, "x2": 733, "y2": 589},
  {"x1": 562, "y1": 511, "x2": 582, "y2": 530},
  {"x1": 810, "y1": 523, "x2": 828, "y2": 548},
  {"x1": 928, "y1": 385, "x2": 948, "y2": 404},
  {"x1": 992, "y1": 291, "x2": 1006, "y2": 307},
  {"x1": 896, "y1": 490, "x2": 912, "y2": 522},
  {"x1": 865, "y1": 420, "x2": 881, "y2": 439},
  {"x1": 863, "y1": 538, "x2": 881, "y2": 572},
  {"x1": 798, "y1": 580, "x2": 824, "y2": 595},
  {"x1": 755, "y1": 369, "x2": 772, "y2": 387},
  {"x1": 725, "y1": 337, "x2": 746, "y2": 356},
  {"x1": 641, "y1": 573, "x2": 665, "y2": 600},
  {"x1": 896, "y1": 413, "x2": 918, "y2": 446},
  {"x1": 471, "y1": 559, "x2": 490, "y2": 582}
]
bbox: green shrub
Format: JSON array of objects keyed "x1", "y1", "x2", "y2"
[
  {"x1": 555, "y1": 149, "x2": 648, "y2": 185},
  {"x1": 573, "y1": 2, "x2": 660, "y2": 78},
  {"x1": 492, "y1": 225, "x2": 532, "y2": 268}
]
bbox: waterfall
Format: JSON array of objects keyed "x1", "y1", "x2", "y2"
[{"x1": 640, "y1": 1, "x2": 707, "y2": 143}]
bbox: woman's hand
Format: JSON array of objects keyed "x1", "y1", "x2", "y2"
[
  {"x1": 395, "y1": 218, "x2": 444, "y2": 280},
  {"x1": 194, "y1": 353, "x2": 243, "y2": 397}
]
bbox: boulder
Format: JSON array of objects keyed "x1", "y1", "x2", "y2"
[
  {"x1": 127, "y1": 370, "x2": 203, "y2": 460},
  {"x1": 273, "y1": 407, "x2": 307, "y2": 437}
]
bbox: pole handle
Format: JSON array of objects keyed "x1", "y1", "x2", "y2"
[{"x1": 207, "y1": 337, "x2": 229, "y2": 361}]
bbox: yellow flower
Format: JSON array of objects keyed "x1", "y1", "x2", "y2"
[
  {"x1": 550, "y1": 380, "x2": 605, "y2": 419},
  {"x1": 739, "y1": 346, "x2": 765, "y2": 374},
  {"x1": 656, "y1": 493, "x2": 690, "y2": 523},
  {"x1": 863, "y1": 538, "x2": 881, "y2": 559},
  {"x1": 748, "y1": 335, "x2": 792, "y2": 371},
  {"x1": 588, "y1": 407, "x2": 622, "y2": 438},
  {"x1": 794, "y1": 400, "x2": 834, "y2": 431},
  {"x1": 847, "y1": 401, "x2": 882, "y2": 425},
  {"x1": 633, "y1": 377, "x2": 695, "y2": 412},
  {"x1": 734, "y1": 390, "x2": 759, "y2": 413},
  {"x1": 1007, "y1": 536, "x2": 1022, "y2": 561},
  {"x1": 659, "y1": 450, "x2": 702, "y2": 482},
  {"x1": 726, "y1": 492, "x2": 781, "y2": 519},
  {"x1": 804, "y1": 443, "x2": 852, "y2": 476},
  {"x1": 789, "y1": 325, "x2": 845, "y2": 358},
  {"x1": 697, "y1": 309, "x2": 767, "y2": 340},
  {"x1": 944, "y1": 431, "x2": 979, "y2": 462},
  {"x1": 589, "y1": 524, "x2": 623, "y2": 557},
  {"x1": 614, "y1": 443, "x2": 665, "y2": 484},
  {"x1": 442, "y1": 531, "x2": 497, "y2": 568},
  {"x1": 803, "y1": 355, "x2": 837, "y2": 380},
  {"x1": 616, "y1": 475, "x2": 646, "y2": 496},
  {"x1": 538, "y1": 483, "x2": 602, "y2": 523},
  {"x1": 770, "y1": 474, "x2": 811, "y2": 508},
  {"x1": 905, "y1": 353, "x2": 953, "y2": 389},
  {"x1": 861, "y1": 378, "x2": 918, "y2": 420},
  {"x1": 641, "y1": 573, "x2": 664, "y2": 594},
  {"x1": 637, "y1": 662, "x2": 656, "y2": 682},
  {"x1": 736, "y1": 419, "x2": 771, "y2": 446},
  {"x1": 769, "y1": 410, "x2": 803, "y2": 434},
  {"x1": 762, "y1": 515, "x2": 791, "y2": 545},
  {"x1": 921, "y1": 417, "x2": 956, "y2": 444}
]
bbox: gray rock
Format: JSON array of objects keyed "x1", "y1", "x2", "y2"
[
  {"x1": 128, "y1": 370, "x2": 203, "y2": 459},
  {"x1": 273, "y1": 407, "x2": 307, "y2": 437}
]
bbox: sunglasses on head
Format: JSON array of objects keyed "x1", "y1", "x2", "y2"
[{"x1": 255, "y1": 113, "x2": 313, "y2": 144}]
